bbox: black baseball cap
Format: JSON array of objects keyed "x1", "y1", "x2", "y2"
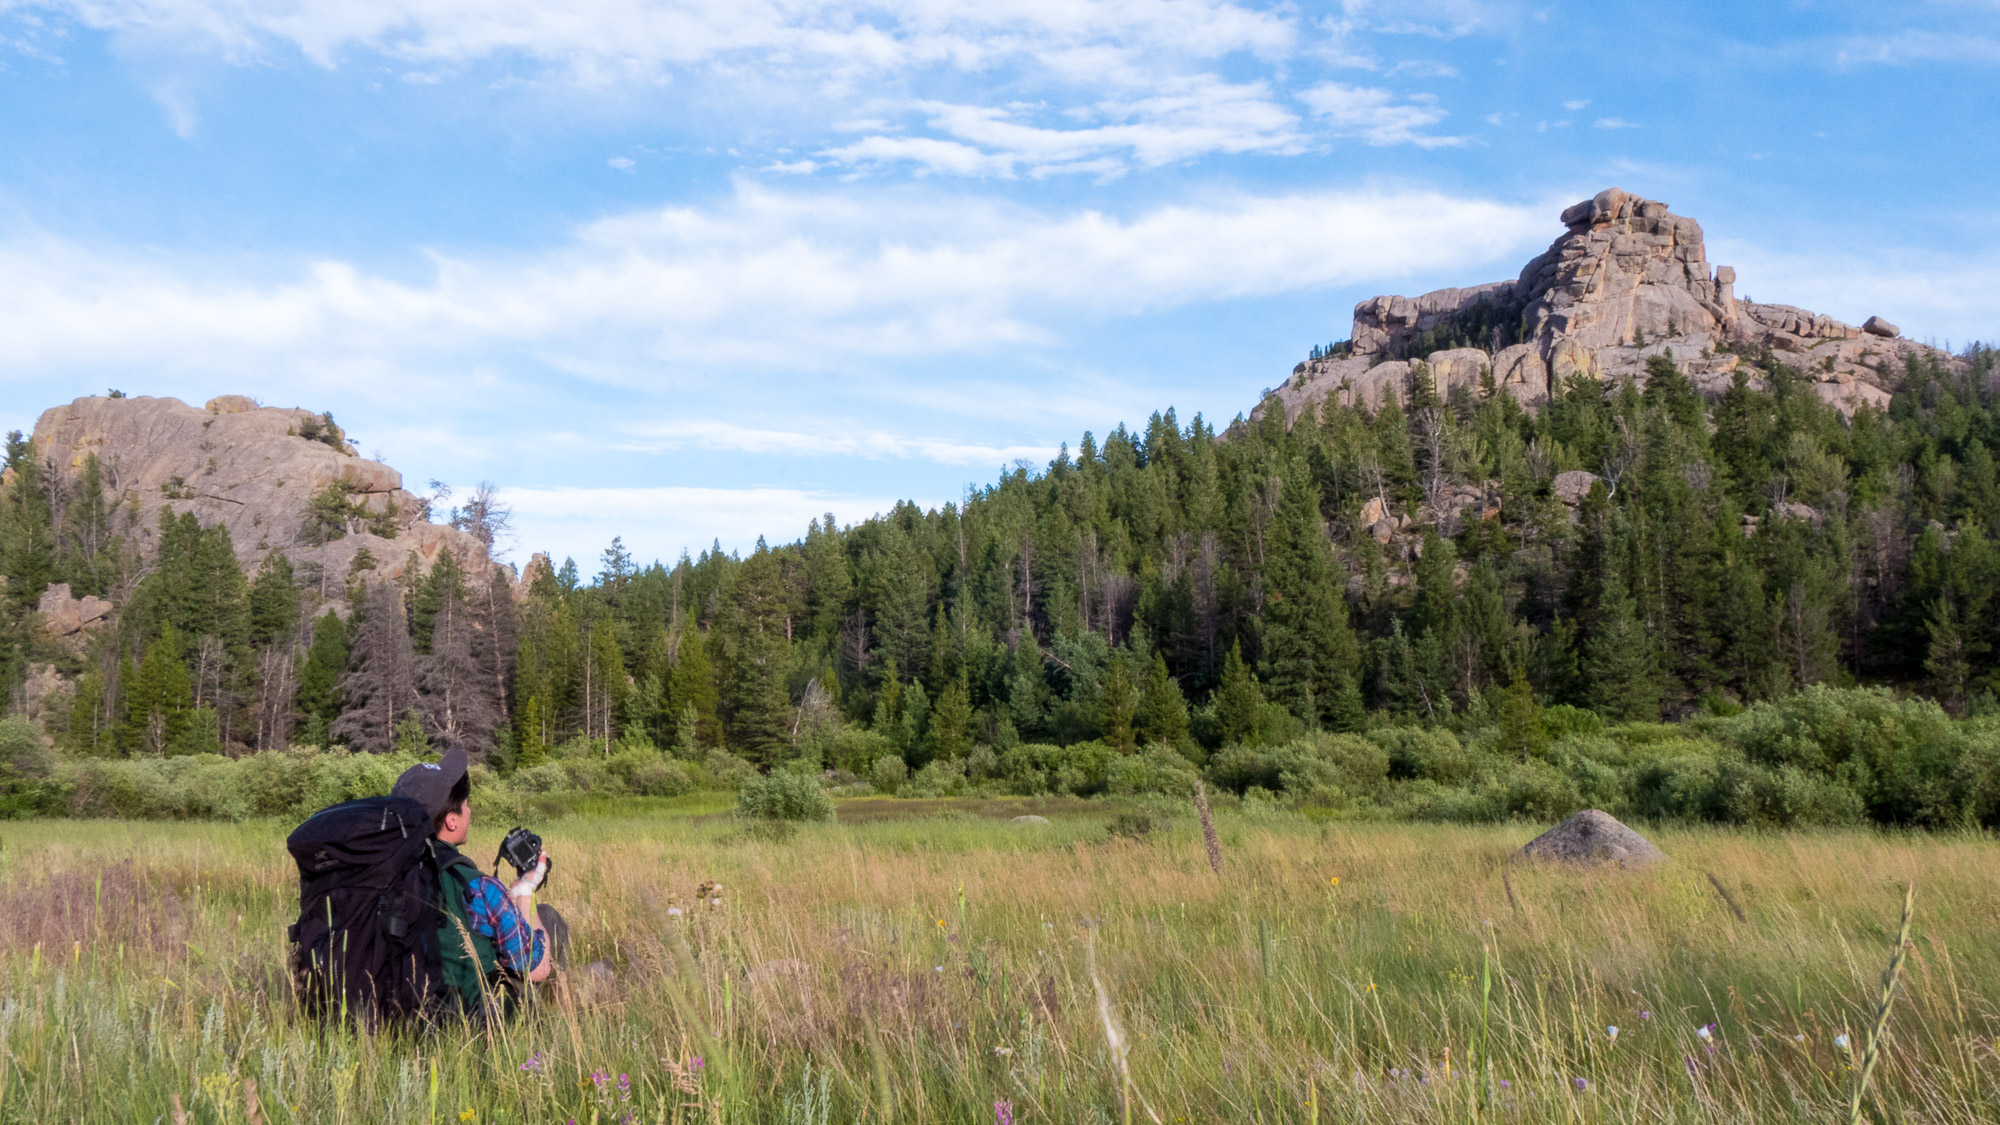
[{"x1": 391, "y1": 744, "x2": 470, "y2": 820}]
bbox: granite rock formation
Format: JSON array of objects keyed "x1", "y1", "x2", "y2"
[
  {"x1": 1516, "y1": 809, "x2": 1666, "y2": 868},
  {"x1": 27, "y1": 394, "x2": 487, "y2": 588},
  {"x1": 1267, "y1": 188, "x2": 1951, "y2": 422}
]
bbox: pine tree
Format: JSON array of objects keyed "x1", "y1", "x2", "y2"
[
  {"x1": 516, "y1": 695, "x2": 549, "y2": 767},
  {"x1": 1135, "y1": 653, "x2": 1190, "y2": 746},
  {"x1": 1327, "y1": 672, "x2": 1366, "y2": 733},
  {"x1": 929, "y1": 673, "x2": 974, "y2": 760},
  {"x1": 868, "y1": 528, "x2": 932, "y2": 678},
  {"x1": 1260, "y1": 462, "x2": 1359, "y2": 725},
  {"x1": 247, "y1": 551, "x2": 300, "y2": 647},
  {"x1": 1585, "y1": 573, "x2": 1663, "y2": 721},
  {"x1": 295, "y1": 611, "x2": 348, "y2": 749},
  {"x1": 417, "y1": 552, "x2": 504, "y2": 752},
  {"x1": 583, "y1": 615, "x2": 627, "y2": 754},
  {"x1": 1494, "y1": 673, "x2": 1546, "y2": 762},
  {"x1": 332, "y1": 584, "x2": 416, "y2": 754},
  {"x1": 666, "y1": 623, "x2": 722, "y2": 749},
  {"x1": 0, "y1": 431, "x2": 56, "y2": 608},
  {"x1": 1100, "y1": 655, "x2": 1137, "y2": 752},
  {"x1": 118, "y1": 624, "x2": 193, "y2": 756},
  {"x1": 1214, "y1": 641, "x2": 1263, "y2": 747},
  {"x1": 1924, "y1": 595, "x2": 1971, "y2": 714}
]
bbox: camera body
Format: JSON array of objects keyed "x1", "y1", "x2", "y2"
[{"x1": 497, "y1": 826, "x2": 544, "y2": 876}]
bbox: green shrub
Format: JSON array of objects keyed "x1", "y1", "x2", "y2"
[
  {"x1": 0, "y1": 717, "x2": 63, "y2": 817},
  {"x1": 509, "y1": 763, "x2": 571, "y2": 795},
  {"x1": 1389, "y1": 778, "x2": 1505, "y2": 823},
  {"x1": 1372, "y1": 727, "x2": 1472, "y2": 784},
  {"x1": 1496, "y1": 757, "x2": 1581, "y2": 822},
  {"x1": 1106, "y1": 744, "x2": 1200, "y2": 797},
  {"x1": 1540, "y1": 705, "x2": 1604, "y2": 740},
  {"x1": 696, "y1": 750, "x2": 758, "y2": 792},
  {"x1": 999, "y1": 741, "x2": 1114, "y2": 796},
  {"x1": 1705, "y1": 686, "x2": 1965, "y2": 826},
  {"x1": 629, "y1": 757, "x2": 694, "y2": 797},
  {"x1": 903, "y1": 757, "x2": 968, "y2": 798},
  {"x1": 812, "y1": 726, "x2": 899, "y2": 775},
  {"x1": 1210, "y1": 733, "x2": 1390, "y2": 800},
  {"x1": 1105, "y1": 811, "x2": 1156, "y2": 840},
  {"x1": 736, "y1": 770, "x2": 835, "y2": 822},
  {"x1": 868, "y1": 755, "x2": 907, "y2": 795}
]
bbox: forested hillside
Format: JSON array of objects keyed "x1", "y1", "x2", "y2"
[{"x1": 4, "y1": 342, "x2": 2000, "y2": 825}]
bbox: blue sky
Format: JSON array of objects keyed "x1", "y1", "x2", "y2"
[{"x1": 2, "y1": 0, "x2": 1996, "y2": 570}]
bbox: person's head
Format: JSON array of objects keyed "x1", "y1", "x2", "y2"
[
  {"x1": 434, "y1": 770, "x2": 473, "y2": 844},
  {"x1": 390, "y1": 743, "x2": 472, "y2": 843}
]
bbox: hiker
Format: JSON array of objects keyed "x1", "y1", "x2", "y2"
[
  {"x1": 390, "y1": 745, "x2": 558, "y2": 1003},
  {"x1": 287, "y1": 743, "x2": 564, "y2": 1026}
]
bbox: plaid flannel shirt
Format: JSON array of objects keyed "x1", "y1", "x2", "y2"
[{"x1": 461, "y1": 870, "x2": 545, "y2": 976}]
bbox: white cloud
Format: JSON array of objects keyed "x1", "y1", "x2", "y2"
[
  {"x1": 825, "y1": 78, "x2": 1303, "y2": 177},
  {"x1": 820, "y1": 134, "x2": 1019, "y2": 177},
  {"x1": 1298, "y1": 81, "x2": 1459, "y2": 146},
  {"x1": 1384, "y1": 59, "x2": 1457, "y2": 77},
  {"x1": 19, "y1": 0, "x2": 1299, "y2": 79},
  {"x1": 607, "y1": 156, "x2": 635, "y2": 171},
  {"x1": 499, "y1": 484, "x2": 904, "y2": 564},
  {"x1": 615, "y1": 418, "x2": 1057, "y2": 465},
  {"x1": 1592, "y1": 116, "x2": 1638, "y2": 129},
  {"x1": 0, "y1": 183, "x2": 1551, "y2": 383},
  {"x1": 1831, "y1": 31, "x2": 2000, "y2": 67},
  {"x1": 1712, "y1": 236, "x2": 2000, "y2": 350},
  {"x1": 1562, "y1": 98, "x2": 1589, "y2": 110}
]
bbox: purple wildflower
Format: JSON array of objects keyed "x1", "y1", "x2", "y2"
[
  {"x1": 618, "y1": 1073, "x2": 631, "y2": 1102},
  {"x1": 1684, "y1": 1055, "x2": 1699, "y2": 1077},
  {"x1": 519, "y1": 1052, "x2": 545, "y2": 1074},
  {"x1": 591, "y1": 1068, "x2": 611, "y2": 1090},
  {"x1": 1498, "y1": 1079, "x2": 1511, "y2": 1089},
  {"x1": 1573, "y1": 1077, "x2": 1589, "y2": 1091},
  {"x1": 994, "y1": 1098, "x2": 1015, "y2": 1125},
  {"x1": 1639, "y1": 1010, "x2": 1652, "y2": 1021}
]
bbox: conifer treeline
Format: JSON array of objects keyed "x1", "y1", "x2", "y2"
[{"x1": 3, "y1": 344, "x2": 1998, "y2": 766}]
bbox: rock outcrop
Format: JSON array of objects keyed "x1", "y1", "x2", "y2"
[
  {"x1": 35, "y1": 583, "x2": 113, "y2": 646},
  {"x1": 28, "y1": 394, "x2": 487, "y2": 587},
  {"x1": 1266, "y1": 188, "x2": 1950, "y2": 422},
  {"x1": 1516, "y1": 809, "x2": 1665, "y2": 868}
]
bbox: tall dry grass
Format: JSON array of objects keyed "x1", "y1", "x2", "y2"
[{"x1": 0, "y1": 808, "x2": 1989, "y2": 1122}]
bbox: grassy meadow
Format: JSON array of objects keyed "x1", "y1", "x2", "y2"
[{"x1": 0, "y1": 798, "x2": 1991, "y2": 1123}]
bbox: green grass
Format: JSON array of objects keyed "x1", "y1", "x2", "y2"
[{"x1": 0, "y1": 800, "x2": 1992, "y2": 1122}]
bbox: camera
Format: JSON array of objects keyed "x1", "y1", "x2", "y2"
[{"x1": 496, "y1": 826, "x2": 544, "y2": 877}]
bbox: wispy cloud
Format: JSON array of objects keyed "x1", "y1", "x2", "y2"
[
  {"x1": 1297, "y1": 81, "x2": 1460, "y2": 146},
  {"x1": 1831, "y1": 30, "x2": 2000, "y2": 66},
  {"x1": 823, "y1": 79, "x2": 1304, "y2": 177},
  {"x1": 16, "y1": 0, "x2": 1300, "y2": 79},
  {"x1": 499, "y1": 484, "x2": 904, "y2": 562},
  {"x1": 0, "y1": 183, "x2": 1550, "y2": 384},
  {"x1": 615, "y1": 418, "x2": 1057, "y2": 465},
  {"x1": 1711, "y1": 235, "x2": 2000, "y2": 349},
  {"x1": 1592, "y1": 116, "x2": 1638, "y2": 129}
]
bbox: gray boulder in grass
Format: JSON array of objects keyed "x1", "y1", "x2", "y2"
[{"x1": 1517, "y1": 809, "x2": 1665, "y2": 868}]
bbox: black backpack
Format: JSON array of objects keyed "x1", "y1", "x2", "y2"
[{"x1": 286, "y1": 796, "x2": 447, "y2": 1027}]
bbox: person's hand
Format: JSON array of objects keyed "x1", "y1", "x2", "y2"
[{"x1": 509, "y1": 852, "x2": 551, "y2": 900}]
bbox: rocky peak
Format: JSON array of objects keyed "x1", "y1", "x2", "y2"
[
  {"x1": 1266, "y1": 188, "x2": 1952, "y2": 423},
  {"x1": 29, "y1": 393, "x2": 487, "y2": 589}
]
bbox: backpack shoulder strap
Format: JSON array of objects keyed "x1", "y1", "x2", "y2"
[{"x1": 429, "y1": 842, "x2": 507, "y2": 1014}]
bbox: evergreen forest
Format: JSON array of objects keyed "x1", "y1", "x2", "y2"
[{"x1": 7, "y1": 344, "x2": 2000, "y2": 828}]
